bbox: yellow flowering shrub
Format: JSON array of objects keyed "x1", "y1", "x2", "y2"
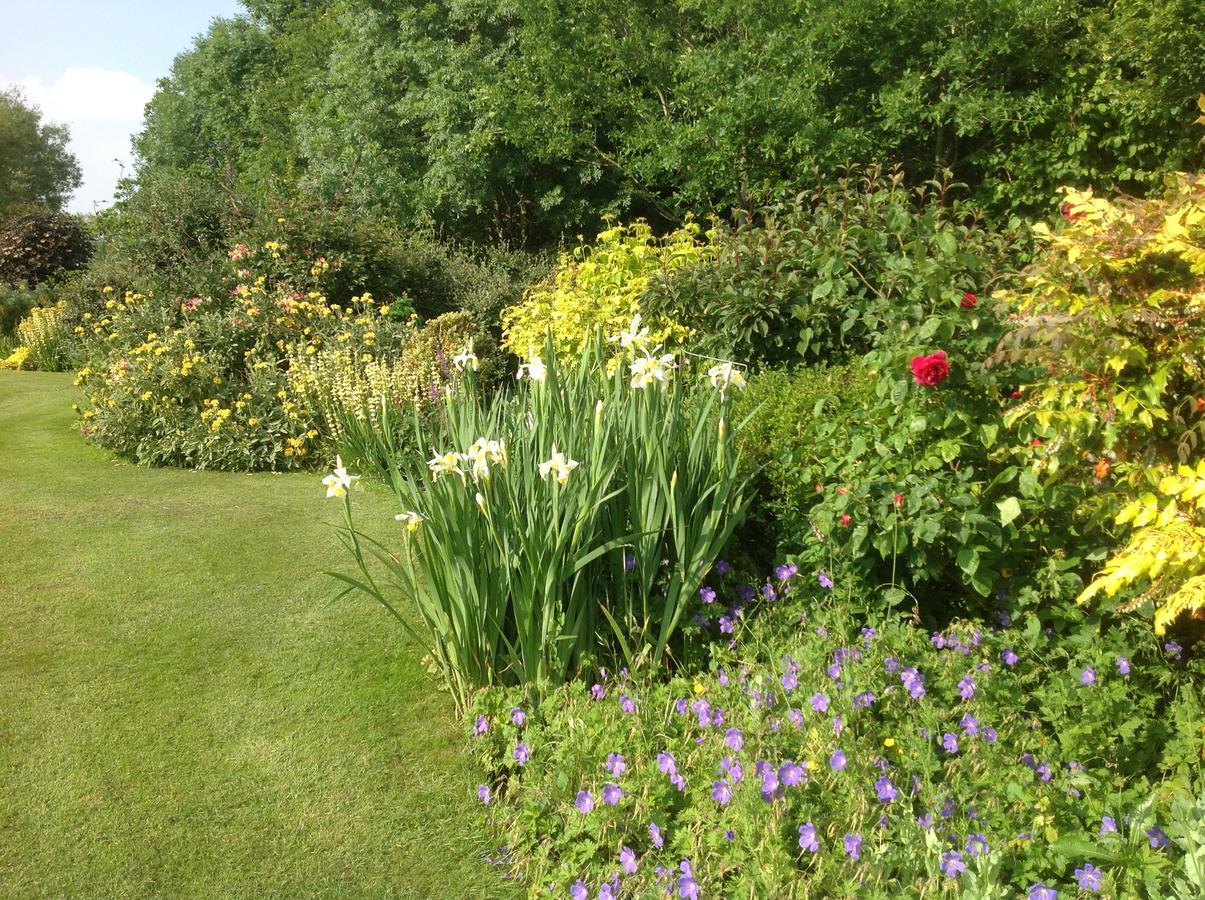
[
  {"x1": 501, "y1": 221, "x2": 703, "y2": 362},
  {"x1": 994, "y1": 174, "x2": 1205, "y2": 484},
  {"x1": 287, "y1": 311, "x2": 479, "y2": 440},
  {"x1": 74, "y1": 250, "x2": 427, "y2": 470},
  {"x1": 1079, "y1": 460, "x2": 1205, "y2": 633},
  {"x1": 5, "y1": 302, "x2": 69, "y2": 370}
]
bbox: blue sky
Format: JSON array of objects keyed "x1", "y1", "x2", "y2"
[{"x1": 1, "y1": 1, "x2": 247, "y2": 212}]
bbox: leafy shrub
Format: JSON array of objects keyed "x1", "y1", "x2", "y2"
[
  {"x1": 103, "y1": 168, "x2": 233, "y2": 294},
  {"x1": 994, "y1": 175, "x2": 1205, "y2": 484},
  {"x1": 331, "y1": 334, "x2": 751, "y2": 712},
  {"x1": 467, "y1": 584, "x2": 1203, "y2": 897},
  {"x1": 501, "y1": 222, "x2": 702, "y2": 362},
  {"x1": 1079, "y1": 460, "x2": 1205, "y2": 636},
  {"x1": 643, "y1": 168, "x2": 1027, "y2": 369},
  {"x1": 0, "y1": 209, "x2": 93, "y2": 286},
  {"x1": 0, "y1": 281, "x2": 36, "y2": 335},
  {"x1": 74, "y1": 251, "x2": 415, "y2": 469},
  {"x1": 734, "y1": 316, "x2": 1091, "y2": 609}
]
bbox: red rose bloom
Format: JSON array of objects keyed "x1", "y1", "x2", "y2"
[
  {"x1": 840, "y1": 514, "x2": 852, "y2": 527},
  {"x1": 893, "y1": 492, "x2": 905, "y2": 508},
  {"x1": 961, "y1": 292, "x2": 977, "y2": 308},
  {"x1": 910, "y1": 351, "x2": 951, "y2": 387}
]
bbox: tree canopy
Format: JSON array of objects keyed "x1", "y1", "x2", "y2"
[
  {"x1": 131, "y1": 0, "x2": 1205, "y2": 247},
  {"x1": 0, "y1": 88, "x2": 82, "y2": 215}
]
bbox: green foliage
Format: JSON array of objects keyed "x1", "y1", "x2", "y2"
[
  {"x1": 722, "y1": 195, "x2": 1088, "y2": 606},
  {"x1": 0, "y1": 88, "x2": 81, "y2": 214},
  {"x1": 644, "y1": 168, "x2": 1027, "y2": 368},
  {"x1": 0, "y1": 282, "x2": 37, "y2": 335},
  {"x1": 104, "y1": 168, "x2": 233, "y2": 295},
  {"x1": 130, "y1": 1, "x2": 1203, "y2": 246},
  {"x1": 332, "y1": 337, "x2": 750, "y2": 712},
  {"x1": 467, "y1": 590, "x2": 1204, "y2": 896},
  {"x1": 0, "y1": 209, "x2": 93, "y2": 287}
]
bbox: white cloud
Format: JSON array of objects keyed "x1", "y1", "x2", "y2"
[{"x1": 8, "y1": 67, "x2": 156, "y2": 213}]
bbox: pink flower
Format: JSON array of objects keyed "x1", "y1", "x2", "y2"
[
  {"x1": 910, "y1": 351, "x2": 951, "y2": 387},
  {"x1": 840, "y1": 514, "x2": 852, "y2": 527}
]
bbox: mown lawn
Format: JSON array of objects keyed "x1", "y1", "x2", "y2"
[{"x1": 0, "y1": 372, "x2": 514, "y2": 898}]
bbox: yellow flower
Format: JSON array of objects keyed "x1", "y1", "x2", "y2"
[
  {"x1": 248, "y1": 417, "x2": 260, "y2": 426},
  {"x1": 692, "y1": 681, "x2": 706, "y2": 695},
  {"x1": 395, "y1": 510, "x2": 424, "y2": 533},
  {"x1": 883, "y1": 737, "x2": 896, "y2": 748}
]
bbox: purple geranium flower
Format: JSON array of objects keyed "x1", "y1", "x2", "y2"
[
  {"x1": 476, "y1": 784, "x2": 490, "y2": 805},
  {"x1": 575, "y1": 790, "x2": 594, "y2": 814},
  {"x1": 605, "y1": 753, "x2": 626, "y2": 775},
  {"x1": 960, "y1": 712, "x2": 979, "y2": 736},
  {"x1": 1164, "y1": 641, "x2": 1182, "y2": 660},
  {"x1": 798, "y1": 822, "x2": 819, "y2": 852},
  {"x1": 602, "y1": 783, "x2": 622, "y2": 806},
  {"x1": 958, "y1": 674, "x2": 976, "y2": 700},
  {"x1": 843, "y1": 833, "x2": 862, "y2": 860},
  {"x1": 874, "y1": 775, "x2": 898, "y2": 803},
  {"x1": 1100, "y1": 815, "x2": 1118, "y2": 835},
  {"x1": 725, "y1": 727, "x2": 744, "y2": 751},
  {"x1": 619, "y1": 846, "x2": 637, "y2": 875},
  {"x1": 1081, "y1": 667, "x2": 1096, "y2": 686},
  {"x1": 1148, "y1": 825, "x2": 1170, "y2": 848},
  {"x1": 942, "y1": 732, "x2": 959, "y2": 754},
  {"x1": 854, "y1": 691, "x2": 875, "y2": 709},
  {"x1": 981, "y1": 726, "x2": 998, "y2": 743},
  {"x1": 513, "y1": 742, "x2": 530, "y2": 765},
  {"x1": 810, "y1": 692, "x2": 829, "y2": 713},
  {"x1": 1075, "y1": 863, "x2": 1102, "y2": 892},
  {"x1": 818, "y1": 570, "x2": 834, "y2": 589},
  {"x1": 830, "y1": 748, "x2": 847, "y2": 771},
  {"x1": 473, "y1": 715, "x2": 489, "y2": 735},
  {"x1": 570, "y1": 879, "x2": 588, "y2": 900},
  {"x1": 1001, "y1": 648, "x2": 1019, "y2": 666},
  {"x1": 781, "y1": 669, "x2": 799, "y2": 691},
  {"x1": 1028, "y1": 884, "x2": 1058, "y2": 900},
  {"x1": 715, "y1": 559, "x2": 730, "y2": 575},
  {"x1": 590, "y1": 683, "x2": 605, "y2": 700},
  {"x1": 650, "y1": 822, "x2": 664, "y2": 848},
  {"x1": 940, "y1": 851, "x2": 966, "y2": 878},
  {"x1": 711, "y1": 780, "x2": 733, "y2": 805},
  {"x1": 779, "y1": 761, "x2": 805, "y2": 787},
  {"x1": 619, "y1": 694, "x2": 635, "y2": 713},
  {"x1": 966, "y1": 834, "x2": 989, "y2": 857},
  {"x1": 1115, "y1": 656, "x2": 1130, "y2": 676},
  {"x1": 699, "y1": 586, "x2": 717, "y2": 604}
]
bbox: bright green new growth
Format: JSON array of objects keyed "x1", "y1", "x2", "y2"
[
  {"x1": 333, "y1": 334, "x2": 751, "y2": 712},
  {"x1": 501, "y1": 221, "x2": 704, "y2": 363}
]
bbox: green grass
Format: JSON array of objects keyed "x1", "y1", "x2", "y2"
[{"x1": 0, "y1": 372, "x2": 515, "y2": 898}]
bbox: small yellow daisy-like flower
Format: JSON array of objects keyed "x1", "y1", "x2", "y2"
[
  {"x1": 883, "y1": 737, "x2": 896, "y2": 748},
  {"x1": 692, "y1": 681, "x2": 706, "y2": 696}
]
